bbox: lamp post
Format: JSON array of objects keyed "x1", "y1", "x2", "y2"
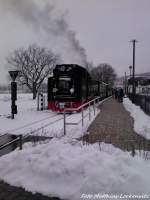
[
  {"x1": 130, "y1": 39, "x2": 138, "y2": 103},
  {"x1": 124, "y1": 72, "x2": 127, "y2": 95},
  {"x1": 8, "y1": 70, "x2": 20, "y2": 119},
  {"x1": 128, "y1": 66, "x2": 132, "y2": 95}
]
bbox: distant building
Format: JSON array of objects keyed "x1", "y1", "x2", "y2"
[
  {"x1": 128, "y1": 75, "x2": 150, "y2": 94},
  {"x1": 128, "y1": 75, "x2": 150, "y2": 86}
]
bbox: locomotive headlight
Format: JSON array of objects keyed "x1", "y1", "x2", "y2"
[
  {"x1": 53, "y1": 88, "x2": 58, "y2": 93},
  {"x1": 70, "y1": 88, "x2": 74, "y2": 94}
]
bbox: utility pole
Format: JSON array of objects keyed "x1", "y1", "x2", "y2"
[{"x1": 130, "y1": 39, "x2": 138, "y2": 103}]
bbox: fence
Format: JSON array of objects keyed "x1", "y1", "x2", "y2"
[
  {"x1": 128, "y1": 93, "x2": 150, "y2": 115},
  {"x1": 63, "y1": 96, "x2": 109, "y2": 135},
  {"x1": 0, "y1": 134, "x2": 22, "y2": 150},
  {"x1": 0, "y1": 132, "x2": 53, "y2": 157},
  {"x1": 0, "y1": 95, "x2": 110, "y2": 156}
]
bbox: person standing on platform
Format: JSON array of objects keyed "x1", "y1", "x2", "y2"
[{"x1": 117, "y1": 88, "x2": 124, "y2": 102}]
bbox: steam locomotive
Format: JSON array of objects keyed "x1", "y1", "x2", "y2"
[{"x1": 48, "y1": 64, "x2": 111, "y2": 111}]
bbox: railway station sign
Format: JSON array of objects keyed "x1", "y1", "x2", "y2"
[{"x1": 9, "y1": 70, "x2": 20, "y2": 81}]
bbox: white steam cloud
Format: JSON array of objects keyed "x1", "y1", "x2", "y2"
[{"x1": 1, "y1": 0, "x2": 87, "y2": 65}]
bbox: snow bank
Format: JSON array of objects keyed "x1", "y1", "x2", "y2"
[
  {"x1": 0, "y1": 139, "x2": 150, "y2": 200},
  {"x1": 123, "y1": 98, "x2": 150, "y2": 139}
]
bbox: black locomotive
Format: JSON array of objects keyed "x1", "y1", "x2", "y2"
[{"x1": 48, "y1": 64, "x2": 111, "y2": 111}]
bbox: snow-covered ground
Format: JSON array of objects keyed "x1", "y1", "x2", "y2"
[
  {"x1": 123, "y1": 98, "x2": 150, "y2": 139},
  {"x1": 0, "y1": 139, "x2": 150, "y2": 200},
  {"x1": 0, "y1": 93, "x2": 100, "y2": 138}
]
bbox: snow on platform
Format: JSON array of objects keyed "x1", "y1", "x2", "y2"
[{"x1": 123, "y1": 98, "x2": 150, "y2": 139}]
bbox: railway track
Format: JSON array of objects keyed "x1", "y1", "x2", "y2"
[{"x1": 0, "y1": 113, "x2": 64, "y2": 156}]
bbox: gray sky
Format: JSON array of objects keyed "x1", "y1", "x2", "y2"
[{"x1": 0, "y1": 0, "x2": 150, "y2": 84}]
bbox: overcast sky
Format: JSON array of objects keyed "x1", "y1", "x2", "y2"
[{"x1": 0, "y1": 0, "x2": 150, "y2": 84}]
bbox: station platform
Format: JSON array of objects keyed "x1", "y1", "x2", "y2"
[{"x1": 85, "y1": 97, "x2": 150, "y2": 153}]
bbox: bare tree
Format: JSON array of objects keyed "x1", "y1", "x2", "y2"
[
  {"x1": 91, "y1": 63, "x2": 117, "y2": 85},
  {"x1": 7, "y1": 44, "x2": 60, "y2": 99}
]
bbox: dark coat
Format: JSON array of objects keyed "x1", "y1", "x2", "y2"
[{"x1": 118, "y1": 88, "x2": 124, "y2": 98}]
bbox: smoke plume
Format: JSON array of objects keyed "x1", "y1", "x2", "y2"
[{"x1": 0, "y1": 0, "x2": 87, "y2": 65}]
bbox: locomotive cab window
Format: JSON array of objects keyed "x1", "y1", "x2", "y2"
[{"x1": 58, "y1": 77, "x2": 72, "y2": 94}]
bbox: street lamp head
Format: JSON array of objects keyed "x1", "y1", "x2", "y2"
[
  {"x1": 129, "y1": 65, "x2": 132, "y2": 69},
  {"x1": 9, "y1": 70, "x2": 20, "y2": 82}
]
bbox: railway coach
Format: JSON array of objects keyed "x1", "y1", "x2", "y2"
[{"x1": 47, "y1": 64, "x2": 110, "y2": 112}]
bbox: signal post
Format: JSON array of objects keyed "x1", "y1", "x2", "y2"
[{"x1": 9, "y1": 70, "x2": 20, "y2": 119}]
